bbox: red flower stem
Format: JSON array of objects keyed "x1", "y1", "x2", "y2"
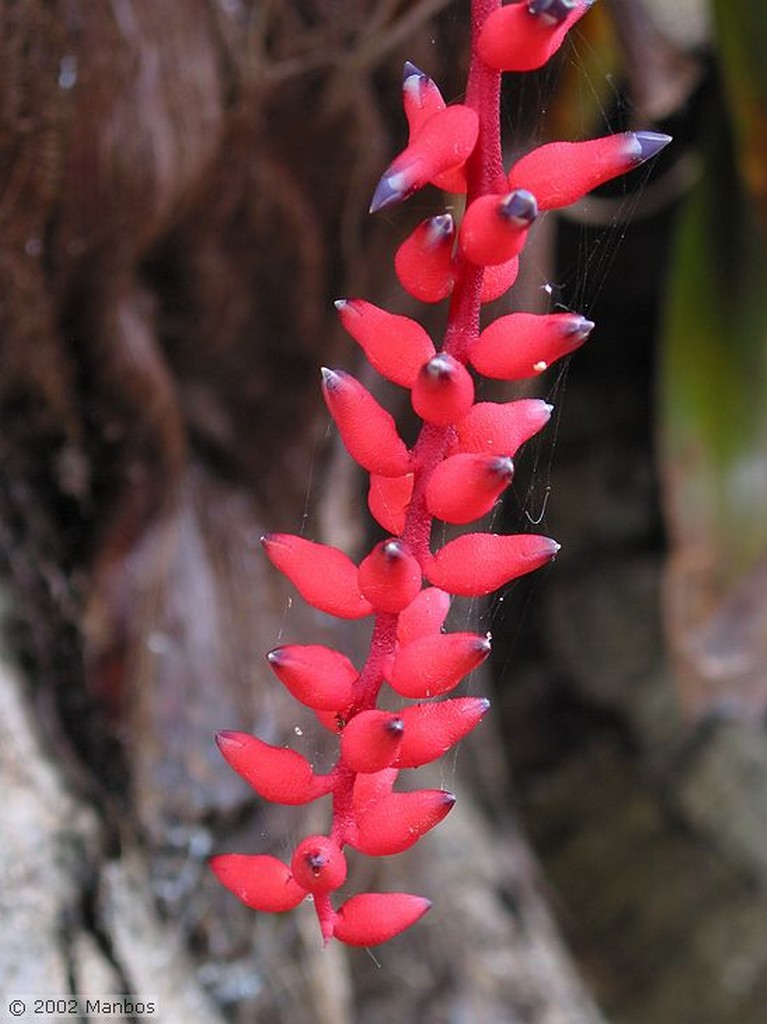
[{"x1": 318, "y1": 1, "x2": 504, "y2": 932}]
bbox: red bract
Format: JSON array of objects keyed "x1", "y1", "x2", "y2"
[
  {"x1": 477, "y1": 0, "x2": 592, "y2": 72},
  {"x1": 508, "y1": 131, "x2": 673, "y2": 210},
  {"x1": 395, "y1": 214, "x2": 455, "y2": 303},
  {"x1": 358, "y1": 539, "x2": 422, "y2": 613},
  {"x1": 426, "y1": 453, "x2": 514, "y2": 523},
  {"x1": 397, "y1": 697, "x2": 491, "y2": 768},
  {"x1": 336, "y1": 299, "x2": 435, "y2": 388},
  {"x1": 354, "y1": 788, "x2": 456, "y2": 855},
  {"x1": 333, "y1": 893, "x2": 432, "y2": 946},
  {"x1": 216, "y1": 731, "x2": 333, "y2": 805},
  {"x1": 469, "y1": 311, "x2": 594, "y2": 379},
  {"x1": 426, "y1": 533, "x2": 560, "y2": 596},
  {"x1": 266, "y1": 644, "x2": 358, "y2": 711},
  {"x1": 210, "y1": 854, "x2": 305, "y2": 913},
  {"x1": 262, "y1": 533, "x2": 373, "y2": 620},
  {"x1": 213, "y1": 0, "x2": 669, "y2": 947},
  {"x1": 388, "y1": 632, "x2": 491, "y2": 698},
  {"x1": 321, "y1": 368, "x2": 411, "y2": 476}
]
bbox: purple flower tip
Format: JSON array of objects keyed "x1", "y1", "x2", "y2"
[
  {"x1": 528, "y1": 0, "x2": 576, "y2": 24},
  {"x1": 424, "y1": 213, "x2": 455, "y2": 247},
  {"x1": 403, "y1": 61, "x2": 426, "y2": 86},
  {"x1": 632, "y1": 131, "x2": 672, "y2": 164},
  {"x1": 369, "y1": 170, "x2": 410, "y2": 213},
  {"x1": 499, "y1": 189, "x2": 538, "y2": 224}
]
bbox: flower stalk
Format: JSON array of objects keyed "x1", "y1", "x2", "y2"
[{"x1": 211, "y1": 0, "x2": 671, "y2": 947}]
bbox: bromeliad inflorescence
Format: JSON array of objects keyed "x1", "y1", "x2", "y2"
[{"x1": 211, "y1": 0, "x2": 670, "y2": 946}]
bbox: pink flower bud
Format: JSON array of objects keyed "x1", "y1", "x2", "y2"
[
  {"x1": 290, "y1": 836, "x2": 347, "y2": 894},
  {"x1": 411, "y1": 354, "x2": 474, "y2": 426},
  {"x1": 368, "y1": 473, "x2": 414, "y2": 535},
  {"x1": 266, "y1": 643, "x2": 359, "y2": 711},
  {"x1": 335, "y1": 299, "x2": 436, "y2": 388},
  {"x1": 354, "y1": 788, "x2": 456, "y2": 855},
  {"x1": 321, "y1": 368, "x2": 412, "y2": 477},
  {"x1": 333, "y1": 892, "x2": 432, "y2": 946},
  {"x1": 353, "y1": 767, "x2": 399, "y2": 815},
  {"x1": 209, "y1": 854, "x2": 305, "y2": 912},
  {"x1": 358, "y1": 539, "x2": 422, "y2": 613},
  {"x1": 262, "y1": 533, "x2": 374, "y2": 620},
  {"x1": 341, "y1": 710, "x2": 405, "y2": 773},
  {"x1": 459, "y1": 190, "x2": 538, "y2": 266},
  {"x1": 477, "y1": 0, "x2": 591, "y2": 72},
  {"x1": 453, "y1": 398, "x2": 553, "y2": 456},
  {"x1": 508, "y1": 131, "x2": 673, "y2": 210},
  {"x1": 425, "y1": 532, "x2": 560, "y2": 596},
  {"x1": 396, "y1": 586, "x2": 451, "y2": 645},
  {"x1": 397, "y1": 696, "x2": 491, "y2": 768},
  {"x1": 480, "y1": 256, "x2": 520, "y2": 303},
  {"x1": 469, "y1": 311, "x2": 594, "y2": 379},
  {"x1": 388, "y1": 631, "x2": 491, "y2": 698},
  {"x1": 370, "y1": 105, "x2": 479, "y2": 211},
  {"x1": 426, "y1": 453, "x2": 514, "y2": 523},
  {"x1": 395, "y1": 214, "x2": 455, "y2": 303},
  {"x1": 216, "y1": 731, "x2": 334, "y2": 804}
]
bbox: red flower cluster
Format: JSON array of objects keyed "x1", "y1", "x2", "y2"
[{"x1": 211, "y1": 0, "x2": 670, "y2": 947}]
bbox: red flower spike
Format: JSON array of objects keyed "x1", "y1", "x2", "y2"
[
  {"x1": 352, "y1": 767, "x2": 399, "y2": 816},
  {"x1": 358, "y1": 539, "x2": 422, "y2": 614},
  {"x1": 395, "y1": 214, "x2": 455, "y2": 303},
  {"x1": 480, "y1": 256, "x2": 520, "y2": 303},
  {"x1": 321, "y1": 368, "x2": 411, "y2": 477},
  {"x1": 411, "y1": 354, "x2": 475, "y2": 426},
  {"x1": 508, "y1": 131, "x2": 673, "y2": 211},
  {"x1": 262, "y1": 533, "x2": 374, "y2": 620},
  {"x1": 453, "y1": 398, "x2": 553, "y2": 456},
  {"x1": 368, "y1": 473, "x2": 414, "y2": 534},
  {"x1": 370, "y1": 105, "x2": 479, "y2": 212},
  {"x1": 333, "y1": 893, "x2": 432, "y2": 946},
  {"x1": 354, "y1": 789, "x2": 456, "y2": 855},
  {"x1": 216, "y1": 731, "x2": 333, "y2": 805},
  {"x1": 396, "y1": 586, "x2": 451, "y2": 646},
  {"x1": 290, "y1": 836, "x2": 347, "y2": 894},
  {"x1": 425, "y1": 532, "x2": 560, "y2": 596},
  {"x1": 470, "y1": 311, "x2": 594, "y2": 380},
  {"x1": 397, "y1": 697, "x2": 491, "y2": 768},
  {"x1": 388, "y1": 631, "x2": 491, "y2": 699},
  {"x1": 266, "y1": 643, "x2": 358, "y2": 711},
  {"x1": 335, "y1": 299, "x2": 436, "y2": 388},
  {"x1": 459, "y1": 190, "x2": 538, "y2": 267},
  {"x1": 341, "y1": 710, "x2": 405, "y2": 773},
  {"x1": 426, "y1": 453, "x2": 514, "y2": 524},
  {"x1": 477, "y1": 0, "x2": 591, "y2": 73},
  {"x1": 210, "y1": 854, "x2": 305, "y2": 913}
]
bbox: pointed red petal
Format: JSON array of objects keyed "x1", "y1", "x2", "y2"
[
  {"x1": 396, "y1": 586, "x2": 451, "y2": 645},
  {"x1": 262, "y1": 534, "x2": 373, "y2": 619},
  {"x1": 480, "y1": 256, "x2": 520, "y2": 303},
  {"x1": 341, "y1": 710, "x2": 404, "y2": 773},
  {"x1": 395, "y1": 215, "x2": 455, "y2": 303},
  {"x1": 368, "y1": 473, "x2": 413, "y2": 535},
  {"x1": 354, "y1": 789, "x2": 455, "y2": 855},
  {"x1": 358, "y1": 539, "x2": 422, "y2": 613},
  {"x1": 333, "y1": 892, "x2": 432, "y2": 946},
  {"x1": 470, "y1": 311, "x2": 593, "y2": 380},
  {"x1": 459, "y1": 190, "x2": 537, "y2": 266},
  {"x1": 426, "y1": 453, "x2": 514, "y2": 524},
  {"x1": 389, "y1": 631, "x2": 491, "y2": 698},
  {"x1": 290, "y1": 836, "x2": 347, "y2": 894},
  {"x1": 477, "y1": 1, "x2": 591, "y2": 72},
  {"x1": 411, "y1": 354, "x2": 474, "y2": 426},
  {"x1": 397, "y1": 697, "x2": 491, "y2": 768},
  {"x1": 266, "y1": 643, "x2": 358, "y2": 711},
  {"x1": 402, "y1": 62, "x2": 446, "y2": 136},
  {"x1": 453, "y1": 399, "x2": 553, "y2": 456},
  {"x1": 210, "y1": 854, "x2": 305, "y2": 912},
  {"x1": 321, "y1": 368, "x2": 411, "y2": 477},
  {"x1": 336, "y1": 299, "x2": 435, "y2": 388},
  {"x1": 425, "y1": 532, "x2": 560, "y2": 596},
  {"x1": 216, "y1": 731, "x2": 333, "y2": 804},
  {"x1": 508, "y1": 131, "x2": 672, "y2": 210}
]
